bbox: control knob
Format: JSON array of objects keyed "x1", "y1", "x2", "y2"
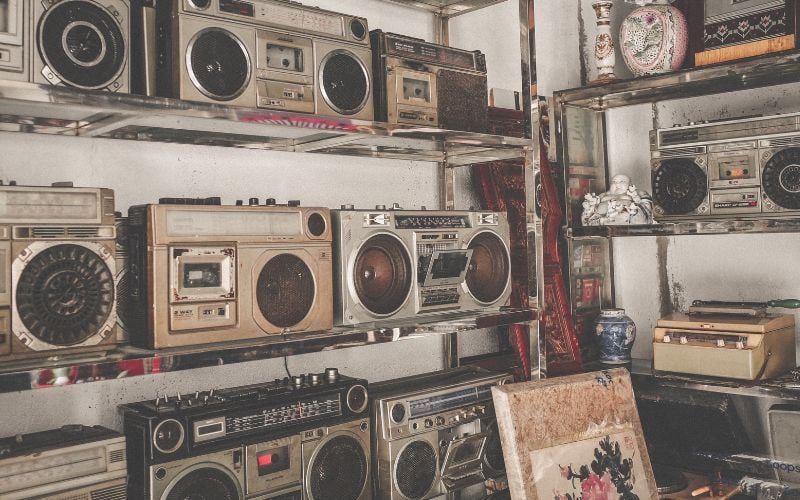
[
  {"x1": 292, "y1": 375, "x2": 304, "y2": 387},
  {"x1": 288, "y1": 200, "x2": 301, "y2": 207},
  {"x1": 375, "y1": 204, "x2": 386, "y2": 210},
  {"x1": 236, "y1": 200, "x2": 243, "y2": 206},
  {"x1": 310, "y1": 373, "x2": 321, "y2": 385},
  {"x1": 341, "y1": 204, "x2": 355, "y2": 210},
  {"x1": 249, "y1": 198, "x2": 259, "y2": 206},
  {"x1": 391, "y1": 203, "x2": 402, "y2": 210},
  {"x1": 325, "y1": 367, "x2": 339, "y2": 382},
  {"x1": 265, "y1": 198, "x2": 276, "y2": 206}
]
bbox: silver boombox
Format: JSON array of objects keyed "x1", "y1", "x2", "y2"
[
  {"x1": 332, "y1": 208, "x2": 511, "y2": 326},
  {"x1": 0, "y1": 184, "x2": 118, "y2": 362},
  {"x1": 0, "y1": 0, "x2": 131, "y2": 91},
  {"x1": 651, "y1": 112, "x2": 800, "y2": 220},
  {"x1": 371, "y1": 367, "x2": 511, "y2": 500},
  {"x1": 128, "y1": 201, "x2": 333, "y2": 349},
  {"x1": 148, "y1": 0, "x2": 374, "y2": 119},
  {"x1": 0, "y1": 425, "x2": 127, "y2": 500}
]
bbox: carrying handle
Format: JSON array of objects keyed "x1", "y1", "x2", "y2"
[{"x1": 767, "y1": 299, "x2": 800, "y2": 309}]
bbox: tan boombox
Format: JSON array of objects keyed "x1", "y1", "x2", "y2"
[
  {"x1": 653, "y1": 312, "x2": 796, "y2": 380},
  {"x1": 128, "y1": 200, "x2": 333, "y2": 349},
  {"x1": 0, "y1": 184, "x2": 118, "y2": 362}
]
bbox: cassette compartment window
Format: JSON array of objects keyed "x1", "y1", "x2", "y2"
[
  {"x1": 267, "y1": 43, "x2": 304, "y2": 72},
  {"x1": 403, "y1": 77, "x2": 431, "y2": 103}
]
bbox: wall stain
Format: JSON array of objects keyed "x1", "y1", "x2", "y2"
[
  {"x1": 670, "y1": 280, "x2": 686, "y2": 313},
  {"x1": 577, "y1": 0, "x2": 588, "y2": 86},
  {"x1": 656, "y1": 236, "x2": 672, "y2": 317}
]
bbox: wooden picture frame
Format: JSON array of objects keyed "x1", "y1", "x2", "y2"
[{"x1": 492, "y1": 368, "x2": 658, "y2": 500}]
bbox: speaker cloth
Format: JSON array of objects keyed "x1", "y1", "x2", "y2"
[
  {"x1": 763, "y1": 147, "x2": 800, "y2": 209},
  {"x1": 652, "y1": 158, "x2": 708, "y2": 215},
  {"x1": 320, "y1": 51, "x2": 369, "y2": 114},
  {"x1": 256, "y1": 254, "x2": 315, "y2": 328},
  {"x1": 189, "y1": 29, "x2": 249, "y2": 100},
  {"x1": 15, "y1": 244, "x2": 114, "y2": 346},
  {"x1": 354, "y1": 234, "x2": 411, "y2": 316},
  {"x1": 395, "y1": 440, "x2": 437, "y2": 499},
  {"x1": 166, "y1": 467, "x2": 240, "y2": 500},
  {"x1": 308, "y1": 435, "x2": 367, "y2": 500},
  {"x1": 465, "y1": 232, "x2": 509, "y2": 304},
  {"x1": 483, "y1": 420, "x2": 505, "y2": 475},
  {"x1": 38, "y1": 0, "x2": 126, "y2": 89}
]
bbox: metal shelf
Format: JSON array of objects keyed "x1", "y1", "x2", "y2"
[
  {"x1": 0, "y1": 308, "x2": 536, "y2": 394},
  {"x1": 567, "y1": 218, "x2": 800, "y2": 238},
  {"x1": 0, "y1": 81, "x2": 529, "y2": 167},
  {"x1": 555, "y1": 50, "x2": 800, "y2": 110},
  {"x1": 374, "y1": 0, "x2": 508, "y2": 17}
]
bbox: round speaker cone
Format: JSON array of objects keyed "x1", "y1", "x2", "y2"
[
  {"x1": 189, "y1": 28, "x2": 250, "y2": 101},
  {"x1": 652, "y1": 158, "x2": 708, "y2": 215},
  {"x1": 15, "y1": 244, "x2": 114, "y2": 346},
  {"x1": 395, "y1": 440, "x2": 437, "y2": 500},
  {"x1": 320, "y1": 50, "x2": 369, "y2": 115},
  {"x1": 166, "y1": 467, "x2": 240, "y2": 500},
  {"x1": 307, "y1": 212, "x2": 327, "y2": 237},
  {"x1": 465, "y1": 232, "x2": 509, "y2": 305},
  {"x1": 763, "y1": 147, "x2": 800, "y2": 210},
  {"x1": 353, "y1": 234, "x2": 411, "y2": 316},
  {"x1": 257, "y1": 254, "x2": 315, "y2": 328},
  {"x1": 38, "y1": 0, "x2": 126, "y2": 89},
  {"x1": 308, "y1": 435, "x2": 367, "y2": 500}
]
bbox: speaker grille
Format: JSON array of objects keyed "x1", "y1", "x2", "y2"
[
  {"x1": 165, "y1": 467, "x2": 239, "y2": 500},
  {"x1": 189, "y1": 28, "x2": 249, "y2": 101},
  {"x1": 763, "y1": 147, "x2": 800, "y2": 210},
  {"x1": 38, "y1": 0, "x2": 126, "y2": 89},
  {"x1": 354, "y1": 234, "x2": 412, "y2": 316},
  {"x1": 319, "y1": 50, "x2": 369, "y2": 115},
  {"x1": 257, "y1": 254, "x2": 315, "y2": 328},
  {"x1": 395, "y1": 440, "x2": 437, "y2": 500},
  {"x1": 308, "y1": 435, "x2": 367, "y2": 500},
  {"x1": 437, "y1": 69, "x2": 488, "y2": 133},
  {"x1": 652, "y1": 158, "x2": 708, "y2": 215},
  {"x1": 16, "y1": 244, "x2": 114, "y2": 346},
  {"x1": 465, "y1": 231, "x2": 509, "y2": 305}
]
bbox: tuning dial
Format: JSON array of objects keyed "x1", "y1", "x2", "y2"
[
  {"x1": 375, "y1": 204, "x2": 386, "y2": 210},
  {"x1": 265, "y1": 198, "x2": 276, "y2": 206},
  {"x1": 341, "y1": 204, "x2": 355, "y2": 210},
  {"x1": 288, "y1": 200, "x2": 301, "y2": 207},
  {"x1": 249, "y1": 198, "x2": 259, "y2": 206},
  {"x1": 325, "y1": 368, "x2": 339, "y2": 382}
]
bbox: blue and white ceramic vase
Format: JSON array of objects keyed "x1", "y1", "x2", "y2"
[{"x1": 594, "y1": 308, "x2": 636, "y2": 364}]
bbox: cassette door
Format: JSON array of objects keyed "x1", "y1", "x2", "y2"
[{"x1": 0, "y1": 0, "x2": 27, "y2": 80}]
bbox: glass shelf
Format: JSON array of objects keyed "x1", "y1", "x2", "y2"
[
  {"x1": 555, "y1": 50, "x2": 800, "y2": 110},
  {"x1": 0, "y1": 308, "x2": 536, "y2": 394},
  {"x1": 375, "y1": 0, "x2": 508, "y2": 17},
  {"x1": 567, "y1": 218, "x2": 800, "y2": 238},
  {"x1": 0, "y1": 81, "x2": 530, "y2": 167}
]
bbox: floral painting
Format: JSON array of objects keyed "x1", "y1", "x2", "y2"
[{"x1": 530, "y1": 430, "x2": 649, "y2": 500}]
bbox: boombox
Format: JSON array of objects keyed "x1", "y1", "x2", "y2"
[
  {"x1": 0, "y1": 184, "x2": 118, "y2": 362},
  {"x1": 128, "y1": 199, "x2": 333, "y2": 349},
  {"x1": 332, "y1": 208, "x2": 511, "y2": 326},
  {"x1": 149, "y1": 0, "x2": 374, "y2": 120},
  {"x1": 371, "y1": 30, "x2": 489, "y2": 133},
  {"x1": 0, "y1": 425, "x2": 127, "y2": 500},
  {"x1": 0, "y1": 0, "x2": 130, "y2": 91},
  {"x1": 371, "y1": 367, "x2": 511, "y2": 500},
  {"x1": 123, "y1": 368, "x2": 371, "y2": 500},
  {"x1": 651, "y1": 111, "x2": 800, "y2": 220}
]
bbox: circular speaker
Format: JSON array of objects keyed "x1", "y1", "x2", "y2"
[
  {"x1": 350, "y1": 19, "x2": 367, "y2": 40},
  {"x1": 319, "y1": 50, "x2": 369, "y2": 115},
  {"x1": 15, "y1": 244, "x2": 114, "y2": 347},
  {"x1": 391, "y1": 403, "x2": 406, "y2": 424},
  {"x1": 307, "y1": 212, "x2": 327, "y2": 237},
  {"x1": 187, "y1": 28, "x2": 250, "y2": 101},
  {"x1": 308, "y1": 435, "x2": 368, "y2": 500},
  {"x1": 153, "y1": 419, "x2": 184, "y2": 455},
  {"x1": 256, "y1": 254, "x2": 315, "y2": 328},
  {"x1": 763, "y1": 147, "x2": 800, "y2": 210},
  {"x1": 483, "y1": 420, "x2": 505, "y2": 476},
  {"x1": 38, "y1": 0, "x2": 126, "y2": 89},
  {"x1": 165, "y1": 466, "x2": 241, "y2": 500},
  {"x1": 353, "y1": 234, "x2": 412, "y2": 316},
  {"x1": 346, "y1": 385, "x2": 368, "y2": 414},
  {"x1": 465, "y1": 231, "x2": 510, "y2": 305},
  {"x1": 395, "y1": 440, "x2": 437, "y2": 500},
  {"x1": 652, "y1": 158, "x2": 708, "y2": 215}
]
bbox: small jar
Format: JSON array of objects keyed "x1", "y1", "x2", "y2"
[{"x1": 594, "y1": 308, "x2": 637, "y2": 364}]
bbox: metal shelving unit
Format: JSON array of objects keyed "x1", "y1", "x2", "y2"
[
  {"x1": 568, "y1": 218, "x2": 800, "y2": 238},
  {"x1": 0, "y1": 308, "x2": 536, "y2": 394}
]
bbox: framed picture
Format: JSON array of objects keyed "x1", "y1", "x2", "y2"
[{"x1": 492, "y1": 368, "x2": 658, "y2": 500}]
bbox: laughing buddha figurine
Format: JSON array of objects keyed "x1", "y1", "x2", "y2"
[{"x1": 581, "y1": 174, "x2": 654, "y2": 226}]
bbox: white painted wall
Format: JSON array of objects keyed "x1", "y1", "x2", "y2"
[{"x1": 0, "y1": 1, "x2": 525, "y2": 436}]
